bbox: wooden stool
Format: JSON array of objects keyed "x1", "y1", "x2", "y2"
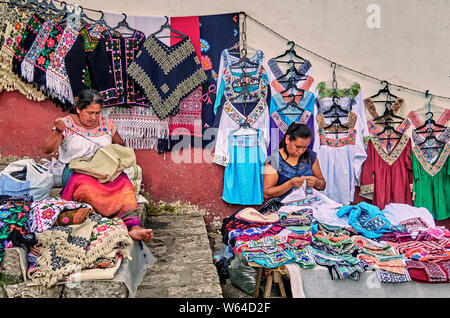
[{"x1": 250, "y1": 262, "x2": 287, "y2": 298}]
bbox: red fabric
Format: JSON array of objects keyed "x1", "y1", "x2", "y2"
[
  {"x1": 170, "y1": 16, "x2": 201, "y2": 58},
  {"x1": 61, "y1": 172, "x2": 138, "y2": 221},
  {"x1": 168, "y1": 16, "x2": 202, "y2": 137},
  {"x1": 359, "y1": 138, "x2": 413, "y2": 210}
]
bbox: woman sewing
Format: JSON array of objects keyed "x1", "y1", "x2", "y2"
[
  {"x1": 263, "y1": 123, "x2": 326, "y2": 200},
  {"x1": 43, "y1": 89, "x2": 153, "y2": 242}
]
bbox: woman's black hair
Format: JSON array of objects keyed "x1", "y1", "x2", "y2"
[
  {"x1": 69, "y1": 89, "x2": 104, "y2": 113},
  {"x1": 279, "y1": 123, "x2": 312, "y2": 160}
]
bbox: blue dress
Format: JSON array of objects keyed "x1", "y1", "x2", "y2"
[{"x1": 222, "y1": 130, "x2": 266, "y2": 205}]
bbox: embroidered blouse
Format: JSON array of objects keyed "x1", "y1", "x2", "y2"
[
  {"x1": 315, "y1": 82, "x2": 369, "y2": 138},
  {"x1": 127, "y1": 33, "x2": 207, "y2": 118},
  {"x1": 0, "y1": 6, "x2": 46, "y2": 101},
  {"x1": 411, "y1": 142, "x2": 450, "y2": 221},
  {"x1": 213, "y1": 98, "x2": 269, "y2": 167},
  {"x1": 313, "y1": 111, "x2": 367, "y2": 205},
  {"x1": 359, "y1": 125, "x2": 413, "y2": 209},
  {"x1": 64, "y1": 24, "x2": 113, "y2": 101},
  {"x1": 58, "y1": 114, "x2": 118, "y2": 164},
  {"x1": 214, "y1": 49, "x2": 268, "y2": 117},
  {"x1": 100, "y1": 29, "x2": 152, "y2": 108}
]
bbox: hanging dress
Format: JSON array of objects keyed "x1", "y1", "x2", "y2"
[
  {"x1": 411, "y1": 130, "x2": 450, "y2": 221},
  {"x1": 313, "y1": 111, "x2": 367, "y2": 205},
  {"x1": 359, "y1": 117, "x2": 413, "y2": 210},
  {"x1": 222, "y1": 129, "x2": 266, "y2": 205}
]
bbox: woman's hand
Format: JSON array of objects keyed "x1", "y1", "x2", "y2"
[
  {"x1": 305, "y1": 176, "x2": 319, "y2": 188},
  {"x1": 305, "y1": 176, "x2": 326, "y2": 190},
  {"x1": 290, "y1": 176, "x2": 306, "y2": 188},
  {"x1": 54, "y1": 117, "x2": 66, "y2": 133}
]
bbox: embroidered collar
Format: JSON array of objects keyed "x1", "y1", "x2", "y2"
[
  {"x1": 412, "y1": 128, "x2": 450, "y2": 164},
  {"x1": 271, "y1": 110, "x2": 312, "y2": 135},
  {"x1": 371, "y1": 133, "x2": 410, "y2": 166},
  {"x1": 412, "y1": 143, "x2": 450, "y2": 177},
  {"x1": 316, "y1": 112, "x2": 358, "y2": 147},
  {"x1": 223, "y1": 98, "x2": 267, "y2": 126},
  {"x1": 317, "y1": 82, "x2": 360, "y2": 99},
  {"x1": 408, "y1": 109, "x2": 450, "y2": 132},
  {"x1": 221, "y1": 49, "x2": 267, "y2": 103},
  {"x1": 270, "y1": 75, "x2": 314, "y2": 103},
  {"x1": 63, "y1": 114, "x2": 111, "y2": 137},
  {"x1": 364, "y1": 97, "x2": 405, "y2": 120},
  {"x1": 367, "y1": 117, "x2": 411, "y2": 152},
  {"x1": 267, "y1": 57, "x2": 312, "y2": 81}
]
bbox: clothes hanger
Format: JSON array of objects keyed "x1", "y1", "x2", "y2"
[
  {"x1": 322, "y1": 96, "x2": 350, "y2": 118},
  {"x1": 376, "y1": 122, "x2": 403, "y2": 139},
  {"x1": 231, "y1": 120, "x2": 259, "y2": 135},
  {"x1": 153, "y1": 16, "x2": 187, "y2": 39},
  {"x1": 418, "y1": 129, "x2": 446, "y2": 147},
  {"x1": 111, "y1": 13, "x2": 137, "y2": 35},
  {"x1": 276, "y1": 59, "x2": 308, "y2": 81},
  {"x1": 273, "y1": 41, "x2": 306, "y2": 64},
  {"x1": 415, "y1": 111, "x2": 446, "y2": 132},
  {"x1": 373, "y1": 101, "x2": 405, "y2": 123},
  {"x1": 369, "y1": 80, "x2": 397, "y2": 102},
  {"x1": 229, "y1": 48, "x2": 259, "y2": 69},
  {"x1": 230, "y1": 100, "x2": 258, "y2": 135},
  {"x1": 94, "y1": 10, "x2": 112, "y2": 29}
]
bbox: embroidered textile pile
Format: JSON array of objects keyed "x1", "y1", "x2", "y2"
[{"x1": 214, "y1": 185, "x2": 450, "y2": 298}]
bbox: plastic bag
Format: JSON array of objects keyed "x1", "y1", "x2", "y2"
[
  {"x1": 40, "y1": 157, "x2": 66, "y2": 188},
  {"x1": 228, "y1": 254, "x2": 258, "y2": 296},
  {"x1": 0, "y1": 159, "x2": 54, "y2": 202}
]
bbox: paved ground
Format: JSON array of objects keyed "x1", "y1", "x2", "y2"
[{"x1": 136, "y1": 210, "x2": 226, "y2": 298}]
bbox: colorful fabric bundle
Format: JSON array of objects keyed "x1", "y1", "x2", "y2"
[
  {"x1": 127, "y1": 33, "x2": 208, "y2": 120},
  {"x1": 28, "y1": 198, "x2": 93, "y2": 233},
  {"x1": 54, "y1": 207, "x2": 94, "y2": 226},
  {"x1": 61, "y1": 172, "x2": 140, "y2": 228},
  {"x1": 0, "y1": 195, "x2": 33, "y2": 264},
  {"x1": 406, "y1": 260, "x2": 449, "y2": 283},
  {"x1": 28, "y1": 213, "x2": 132, "y2": 287},
  {"x1": 337, "y1": 202, "x2": 405, "y2": 239}
]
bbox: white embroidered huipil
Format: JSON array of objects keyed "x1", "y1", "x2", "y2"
[
  {"x1": 279, "y1": 184, "x2": 350, "y2": 229},
  {"x1": 213, "y1": 99, "x2": 270, "y2": 166},
  {"x1": 312, "y1": 99, "x2": 368, "y2": 205}
]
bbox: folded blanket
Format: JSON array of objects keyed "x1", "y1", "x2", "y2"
[{"x1": 28, "y1": 213, "x2": 132, "y2": 287}]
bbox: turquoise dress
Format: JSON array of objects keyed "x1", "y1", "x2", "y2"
[{"x1": 222, "y1": 130, "x2": 266, "y2": 205}]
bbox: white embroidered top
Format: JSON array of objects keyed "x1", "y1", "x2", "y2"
[{"x1": 58, "y1": 114, "x2": 118, "y2": 164}]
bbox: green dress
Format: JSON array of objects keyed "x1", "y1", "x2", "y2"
[{"x1": 411, "y1": 143, "x2": 450, "y2": 220}]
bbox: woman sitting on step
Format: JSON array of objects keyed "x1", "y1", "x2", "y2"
[{"x1": 43, "y1": 89, "x2": 153, "y2": 242}]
